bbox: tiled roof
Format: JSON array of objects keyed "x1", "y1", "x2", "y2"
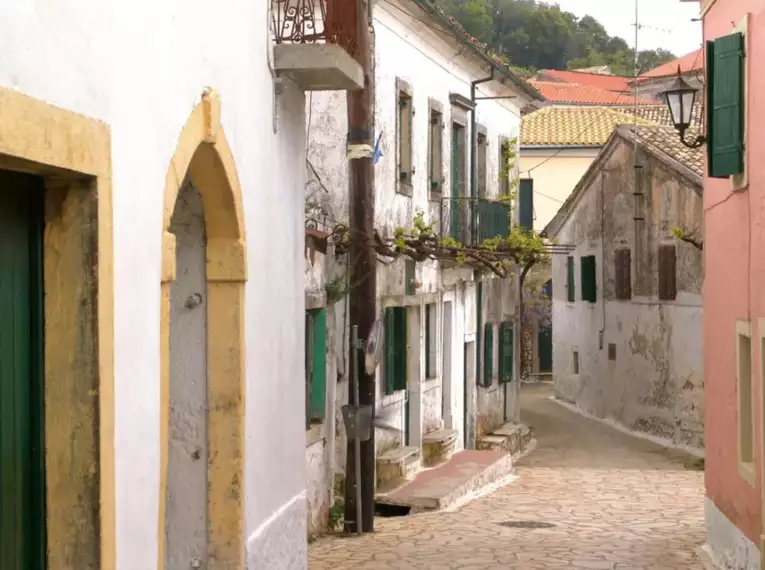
[
  {"x1": 611, "y1": 101, "x2": 704, "y2": 130},
  {"x1": 630, "y1": 125, "x2": 705, "y2": 176},
  {"x1": 537, "y1": 69, "x2": 632, "y2": 93},
  {"x1": 530, "y1": 81, "x2": 657, "y2": 106},
  {"x1": 521, "y1": 106, "x2": 655, "y2": 147},
  {"x1": 639, "y1": 48, "x2": 704, "y2": 79}
]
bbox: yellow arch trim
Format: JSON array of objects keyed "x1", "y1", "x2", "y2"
[{"x1": 158, "y1": 88, "x2": 247, "y2": 570}]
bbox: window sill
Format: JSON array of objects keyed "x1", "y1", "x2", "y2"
[
  {"x1": 397, "y1": 181, "x2": 413, "y2": 197},
  {"x1": 306, "y1": 422, "x2": 324, "y2": 447},
  {"x1": 739, "y1": 460, "x2": 755, "y2": 486}
]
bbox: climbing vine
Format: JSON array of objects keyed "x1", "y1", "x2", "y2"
[{"x1": 671, "y1": 226, "x2": 703, "y2": 251}]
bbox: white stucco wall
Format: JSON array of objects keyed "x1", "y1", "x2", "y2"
[
  {"x1": 306, "y1": 0, "x2": 528, "y2": 464},
  {"x1": 550, "y1": 139, "x2": 704, "y2": 450},
  {"x1": 0, "y1": 2, "x2": 308, "y2": 568}
]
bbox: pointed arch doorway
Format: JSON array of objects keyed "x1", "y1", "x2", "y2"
[{"x1": 158, "y1": 89, "x2": 247, "y2": 570}]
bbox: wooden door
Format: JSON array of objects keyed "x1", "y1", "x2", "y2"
[{"x1": 0, "y1": 170, "x2": 46, "y2": 570}]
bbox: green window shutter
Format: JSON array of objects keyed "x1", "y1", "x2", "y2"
[
  {"x1": 309, "y1": 309, "x2": 327, "y2": 420},
  {"x1": 567, "y1": 256, "x2": 575, "y2": 302},
  {"x1": 707, "y1": 34, "x2": 745, "y2": 178},
  {"x1": 393, "y1": 307, "x2": 408, "y2": 391},
  {"x1": 581, "y1": 255, "x2": 597, "y2": 303},
  {"x1": 519, "y1": 179, "x2": 534, "y2": 230},
  {"x1": 385, "y1": 308, "x2": 396, "y2": 395},
  {"x1": 499, "y1": 322, "x2": 513, "y2": 383},
  {"x1": 483, "y1": 323, "x2": 494, "y2": 387}
]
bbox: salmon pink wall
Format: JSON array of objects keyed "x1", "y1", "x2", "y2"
[{"x1": 703, "y1": 0, "x2": 765, "y2": 546}]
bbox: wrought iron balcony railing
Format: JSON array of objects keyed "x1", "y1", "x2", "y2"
[
  {"x1": 440, "y1": 197, "x2": 511, "y2": 247},
  {"x1": 271, "y1": 0, "x2": 357, "y2": 55}
]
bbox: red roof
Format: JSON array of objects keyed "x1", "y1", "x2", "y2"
[
  {"x1": 537, "y1": 69, "x2": 632, "y2": 93},
  {"x1": 529, "y1": 81, "x2": 657, "y2": 106},
  {"x1": 639, "y1": 48, "x2": 704, "y2": 79}
]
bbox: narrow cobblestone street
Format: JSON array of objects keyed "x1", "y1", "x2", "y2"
[{"x1": 308, "y1": 383, "x2": 706, "y2": 569}]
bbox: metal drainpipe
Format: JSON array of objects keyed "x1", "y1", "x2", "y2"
[{"x1": 470, "y1": 71, "x2": 494, "y2": 444}]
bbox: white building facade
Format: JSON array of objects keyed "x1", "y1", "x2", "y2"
[
  {"x1": 0, "y1": 1, "x2": 363, "y2": 569},
  {"x1": 303, "y1": 0, "x2": 543, "y2": 533}
]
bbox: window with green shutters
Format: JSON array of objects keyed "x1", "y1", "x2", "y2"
[
  {"x1": 519, "y1": 178, "x2": 534, "y2": 230},
  {"x1": 706, "y1": 32, "x2": 745, "y2": 179},
  {"x1": 425, "y1": 304, "x2": 437, "y2": 379},
  {"x1": 581, "y1": 255, "x2": 597, "y2": 303},
  {"x1": 499, "y1": 322, "x2": 514, "y2": 383},
  {"x1": 385, "y1": 307, "x2": 408, "y2": 395},
  {"x1": 482, "y1": 322, "x2": 494, "y2": 387},
  {"x1": 566, "y1": 256, "x2": 575, "y2": 302},
  {"x1": 305, "y1": 309, "x2": 327, "y2": 426},
  {"x1": 397, "y1": 88, "x2": 414, "y2": 192}
]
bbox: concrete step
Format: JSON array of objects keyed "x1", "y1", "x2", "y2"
[
  {"x1": 476, "y1": 434, "x2": 508, "y2": 452},
  {"x1": 376, "y1": 446, "x2": 421, "y2": 489},
  {"x1": 376, "y1": 450, "x2": 513, "y2": 512},
  {"x1": 422, "y1": 428, "x2": 459, "y2": 467},
  {"x1": 492, "y1": 422, "x2": 533, "y2": 456}
]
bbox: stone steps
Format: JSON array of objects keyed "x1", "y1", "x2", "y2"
[
  {"x1": 422, "y1": 428, "x2": 459, "y2": 467},
  {"x1": 376, "y1": 445, "x2": 421, "y2": 489},
  {"x1": 477, "y1": 422, "x2": 533, "y2": 456}
]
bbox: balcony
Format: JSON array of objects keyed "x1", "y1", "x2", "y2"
[
  {"x1": 440, "y1": 197, "x2": 511, "y2": 247},
  {"x1": 271, "y1": 0, "x2": 364, "y2": 91}
]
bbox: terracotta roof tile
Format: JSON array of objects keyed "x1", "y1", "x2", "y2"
[
  {"x1": 537, "y1": 69, "x2": 632, "y2": 92},
  {"x1": 631, "y1": 125, "x2": 705, "y2": 177},
  {"x1": 639, "y1": 48, "x2": 704, "y2": 79},
  {"x1": 611, "y1": 101, "x2": 704, "y2": 130},
  {"x1": 530, "y1": 81, "x2": 657, "y2": 105},
  {"x1": 521, "y1": 106, "x2": 654, "y2": 147}
]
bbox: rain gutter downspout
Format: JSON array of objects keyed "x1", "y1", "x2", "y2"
[{"x1": 471, "y1": 70, "x2": 493, "y2": 448}]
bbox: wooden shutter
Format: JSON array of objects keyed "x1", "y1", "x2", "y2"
[
  {"x1": 581, "y1": 255, "x2": 597, "y2": 303},
  {"x1": 405, "y1": 259, "x2": 415, "y2": 295},
  {"x1": 499, "y1": 322, "x2": 514, "y2": 383},
  {"x1": 519, "y1": 179, "x2": 534, "y2": 230},
  {"x1": 384, "y1": 308, "x2": 396, "y2": 394},
  {"x1": 614, "y1": 249, "x2": 632, "y2": 300},
  {"x1": 567, "y1": 256, "x2": 575, "y2": 302},
  {"x1": 393, "y1": 307, "x2": 408, "y2": 391},
  {"x1": 425, "y1": 305, "x2": 435, "y2": 378},
  {"x1": 707, "y1": 34, "x2": 745, "y2": 178},
  {"x1": 483, "y1": 323, "x2": 494, "y2": 386},
  {"x1": 309, "y1": 309, "x2": 327, "y2": 420},
  {"x1": 658, "y1": 245, "x2": 677, "y2": 300}
]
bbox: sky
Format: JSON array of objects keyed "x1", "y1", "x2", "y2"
[{"x1": 552, "y1": 0, "x2": 703, "y2": 57}]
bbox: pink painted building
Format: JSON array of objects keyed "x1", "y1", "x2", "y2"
[{"x1": 689, "y1": 0, "x2": 765, "y2": 567}]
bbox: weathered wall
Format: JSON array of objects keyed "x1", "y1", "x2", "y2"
[
  {"x1": 519, "y1": 148, "x2": 600, "y2": 231},
  {"x1": 308, "y1": 0, "x2": 527, "y2": 462},
  {"x1": 552, "y1": 137, "x2": 704, "y2": 449},
  {"x1": 702, "y1": 0, "x2": 765, "y2": 559},
  {"x1": 0, "y1": 2, "x2": 309, "y2": 567}
]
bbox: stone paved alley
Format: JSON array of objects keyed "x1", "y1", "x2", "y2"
[{"x1": 308, "y1": 383, "x2": 706, "y2": 569}]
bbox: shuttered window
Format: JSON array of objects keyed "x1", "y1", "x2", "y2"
[
  {"x1": 614, "y1": 249, "x2": 632, "y2": 300},
  {"x1": 581, "y1": 255, "x2": 597, "y2": 303},
  {"x1": 385, "y1": 307, "x2": 408, "y2": 394},
  {"x1": 477, "y1": 132, "x2": 488, "y2": 197},
  {"x1": 658, "y1": 245, "x2": 677, "y2": 301},
  {"x1": 428, "y1": 108, "x2": 443, "y2": 194},
  {"x1": 483, "y1": 323, "x2": 494, "y2": 387},
  {"x1": 499, "y1": 322, "x2": 514, "y2": 383},
  {"x1": 397, "y1": 90, "x2": 414, "y2": 190},
  {"x1": 706, "y1": 33, "x2": 745, "y2": 178},
  {"x1": 567, "y1": 256, "x2": 575, "y2": 302},
  {"x1": 519, "y1": 178, "x2": 534, "y2": 230},
  {"x1": 306, "y1": 309, "x2": 327, "y2": 424},
  {"x1": 425, "y1": 304, "x2": 437, "y2": 379}
]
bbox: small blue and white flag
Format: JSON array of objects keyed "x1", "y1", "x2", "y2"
[{"x1": 372, "y1": 130, "x2": 384, "y2": 165}]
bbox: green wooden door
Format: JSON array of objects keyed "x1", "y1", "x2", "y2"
[
  {"x1": 538, "y1": 279, "x2": 552, "y2": 373},
  {"x1": 0, "y1": 171, "x2": 46, "y2": 570}
]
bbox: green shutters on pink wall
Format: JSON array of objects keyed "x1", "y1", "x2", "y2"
[
  {"x1": 706, "y1": 33, "x2": 745, "y2": 178},
  {"x1": 0, "y1": 171, "x2": 46, "y2": 570}
]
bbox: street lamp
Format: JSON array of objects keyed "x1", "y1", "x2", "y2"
[{"x1": 660, "y1": 66, "x2": 706, "y2": 149}]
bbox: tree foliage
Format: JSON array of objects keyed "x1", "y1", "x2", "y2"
[{"x1": 438, "y1": 0, "x2": 676, "y2": 76}]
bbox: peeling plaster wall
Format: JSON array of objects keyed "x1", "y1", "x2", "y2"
[
  {"x1": 307, "y1": 0, "x2": 525, "y2": 464},
  {"x1": 552, "y1": 138, "x2": 704, "y2": 449},
  {"x1": 0, "y1": 2, "x2": 310, "y2": 567}
]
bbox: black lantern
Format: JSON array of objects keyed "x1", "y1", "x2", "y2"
[{"x1": 660, "y1": 66, "x2": 706, "y2": 149}]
